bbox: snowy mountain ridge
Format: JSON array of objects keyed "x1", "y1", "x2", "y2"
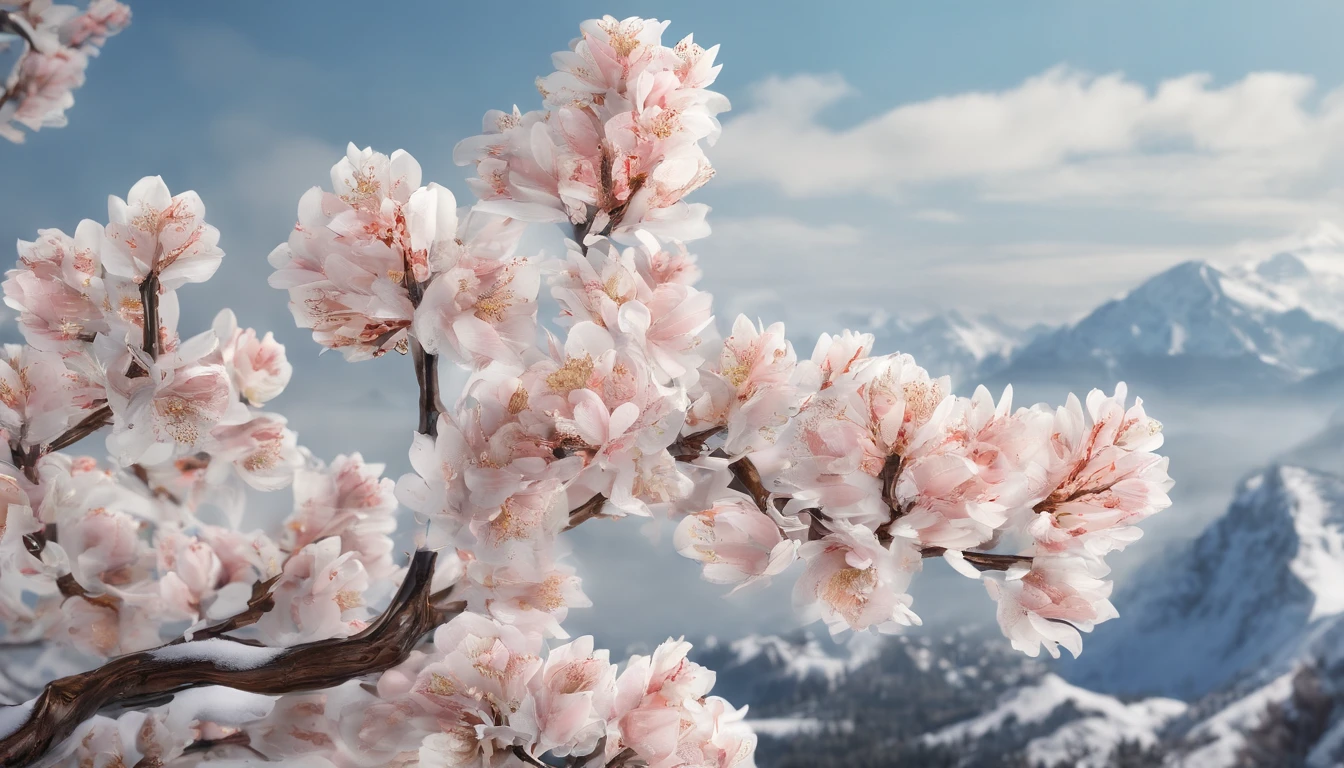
[
  {"x1": 820, "y1": 224, "x2": 1344, "y2": 396},
  {"x1": 924, "y1": 674, "x2": 1187, "y2": 768},
  {"x1": 835, "y1": 308, "x2": 1040, "y2": 387},
  {"x1": 1000, "y1": 225, "x2": 1344, "y2": 385}
]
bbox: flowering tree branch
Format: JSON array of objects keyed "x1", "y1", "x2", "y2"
[
  {"x1": 0, "y1": 550, "x2": 449, "y2": 767},
  {"x1": 0, "y1": 13, "x2": 1172, "y2": 766},
  {"x1": 0, "y1": 1, "x2": 130, "y2": 143}
]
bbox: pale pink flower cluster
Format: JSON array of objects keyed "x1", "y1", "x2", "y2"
[
  {"x1": 0, "y1": 0, "x2": 130, "y2": 142},
  {"x1": 285, "y1": 452, "x2": 399, "y2": 580},
  {"x1": 756, "y1": 349, "x2": 1172, "y2": 656},
  {"x1": 254, "y1": 537, "x2": 371, "y2": 647},
  {"x1": 455, "y1": 15, "x2": 728, "y2": 243},
  {"x1": 269, "y1": 144, "x2": 537, "y2": 363},
  {"x1": 0, "y1": 174, "x2": 407, "y2": 666},
  {"x1": 242, "y1": 615, "x2": 753, "y2": 768}
]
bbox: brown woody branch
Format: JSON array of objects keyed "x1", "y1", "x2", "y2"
[
  {"x1": 140, "y1": 273, "x2": 161, "y2": 360},
  {"x1": 0, "y1": 550, "x2": 451, "y2": 767},
  {"x1": 669, "y1": 426, "x2": 723, "y2": 461},
  {"x1": 727, "y1": 456, "x2": 770, "y2": 513},
  {"x1": 565, "y1": 493, "x2": 608, "y2": 531},
  {"x1": 403, "y1": 268, "x2": 442, "y2": 438},
  {"x1": 878, "y1": 453, "x2": 904, "y2": 517},
  {"x1": 919, "y1": 547, "x2": 1034, "y2": 572},
  {"x1": 410, "y1": 338, "x2": 441, "y2": 437}
]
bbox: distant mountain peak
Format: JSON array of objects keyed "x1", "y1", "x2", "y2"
[
  {"x1": 1255, "y1": 250, "x2": 1312, "y2": 282},
  {"x1": 833, "y1": 308, "x2": 1040, "y2": 388},
  {"x1": 1001, "y1": 240, "x2": 1344, "y2": 386}
]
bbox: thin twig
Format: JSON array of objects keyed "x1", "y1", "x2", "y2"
[
  {"x1": 140, "y1": 273, "x2": 161, "y2": 360},
  {"x1": 727, "y1": 456, "x2": 770, "y2": 513},
  {"x1": 669, "y1": 426, "x2": 723, "y2": 461},
  {"x1": 512, "y1": 745, "x2": 549, "y2": 768},
  {"x1": 667, "y1": 432, "x2": 1034, "y2": 572},
  {"x1": 177, "y1": 574, "x2": 282, "y2": 643},
  {"x1": 564, "y1": 493, "x2": 608, "y2": 531},
  {"x1": 45, "y1": 405, "x2": 113, "y2": 453},
  {"x1": 181, "y1": 730, "x2": 269, "y2": 760},
  {"x1": 919, "y1": 547, "x2": 1033, "y2": 571}
]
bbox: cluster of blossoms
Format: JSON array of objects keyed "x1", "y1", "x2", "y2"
[
  {"x1": 0, "y1": 0, "x2": 130, "y2": 143},
  {"x1": 453, "y1": 15, "x2": 728, "y2": 244},
  {"x1": 0, "y1": 14, "x2": 1172, "y2": 768},
  {"x1": 0, "y1": 174, "x2": 417, "y2": 660}
]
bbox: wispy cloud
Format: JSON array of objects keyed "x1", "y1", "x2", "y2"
[
  {"x1": 911, "y1": 208, "x2": 964, "y2": 224},
  {"x1": 716, "y1": 68, "x2": 1344, "y2": 228}
]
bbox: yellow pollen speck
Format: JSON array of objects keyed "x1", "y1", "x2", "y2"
[
  {"x1": 335, "y1": 590, "x2": 363, "y2": 612},
  {"x1": 546, "y1": 355, "x2": 594, "y2": 395},
  {"x1": 507, "y1": 385, "x2": 529, "y2": 414}
]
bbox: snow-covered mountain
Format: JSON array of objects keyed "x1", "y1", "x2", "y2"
[
  {"x1": 687, "y1": 630, "x2": 1049, "y2": 766},
  {"x1": 1064, "y1": 465, "x2": 1344, "y2": 700},
  {"x1": 924, "y1": 674, "x2": 1186, "y2": 768},
  {"x1": 994, "y1": 226, "x2": 1344, "y2": 391},
  {"x1": 835, "y1": 308, "x2": 1044, "y2": 387}
]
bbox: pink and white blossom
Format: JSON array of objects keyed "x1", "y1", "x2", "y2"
[
  {"x1": 674, "y1": 494, "x2": 797, "y2": 589},
  {"x1": 285, "y1": 452, "x2": 399, "y2": 579},
  {"x1": 794, "y1": 523, "x2": 922, "y2": 635},
  {"x1": 103, "y1": 176, "x2": 224, "y2": 289},
  {"x1": 254, "y1": 537, "x2": 371, "y2": 647},
  {"x1": 213, "y1": 309, "x2": 294, "y2": 406},
  {"x1": 983, "y1": 554, "x2": 1119, "y2": 659}
]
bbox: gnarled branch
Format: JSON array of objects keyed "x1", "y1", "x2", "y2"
[{"x1": 0, "y1": 550, "x2": 451, "y2": 767}]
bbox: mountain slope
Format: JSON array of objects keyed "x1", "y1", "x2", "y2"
[
  {"x1": 924, "y1": 674, "x2": 1186, "y2": 768},
  {"x1": 991, "y1": 225, "x2": 1344, "y2": 392},
  {"x1": 1063, "y1": 465, "x2": 1344, "y2": 700}
]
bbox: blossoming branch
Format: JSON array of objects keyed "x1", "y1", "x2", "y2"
[
  {"x1": 0, "y1": 0, "x2": 130, "y2": 143},
  {"x1": 0, "y1": 14, "x2": 1171, "y2": 767}
]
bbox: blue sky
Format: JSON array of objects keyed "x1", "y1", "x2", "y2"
[
  {"x1": 8, "y1": 0, "x2": 1344, "y2": 333},
  {"x1": 5, "y1": 1, "x2": 1344, "y2": 648}
]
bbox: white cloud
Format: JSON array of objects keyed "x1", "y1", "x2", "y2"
[
  {"x1": 911, "y1": 208, "x2": 963, "y2": 224},
  {"x1": 715, "y1": 68, "x2": 1344, "y2": 227}
]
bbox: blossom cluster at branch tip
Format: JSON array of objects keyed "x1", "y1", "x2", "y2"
[
  {"x1": 1, "y1": 0, "x2": 131, "y2": 142},
  {"x1": 454, "y1": 15, "x2": 729, "y2": 243}
]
